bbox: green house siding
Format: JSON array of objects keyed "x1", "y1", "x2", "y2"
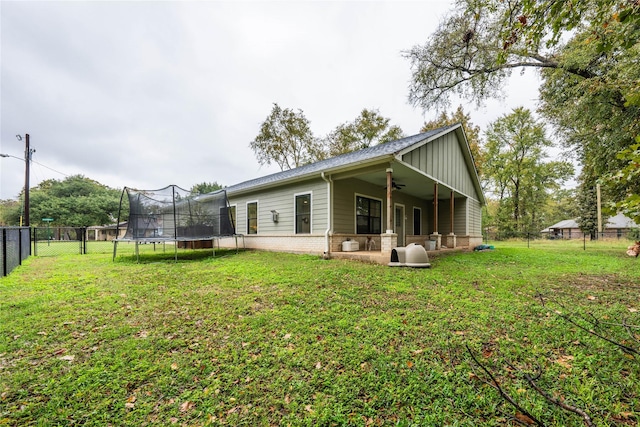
[
  {"x1": 454, "y1": 198, "x2": 469, "y2": 235},
  {"x1": 228, "y1": 179, "x2": 328, "y2": 235},
  {"x1": 401, "y1": 132, "x2": 479, "y2": 201},
  {"x1": 333, "y1": 178, "x2": 382, "y2": 234},
  {"x1": 332, "y1": 177, "x2": 430, "y2": 235},
  {"x1": 468, "y1": 199, "x2": 483, "y2": 235}
]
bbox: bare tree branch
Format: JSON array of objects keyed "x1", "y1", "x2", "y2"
[
  {"x1": 465, "y1": 344, "x2": 545, "y2": 426},
  {"x1": 556, "y1": 313, "x2": 639, "y2": 357},
  {"x1": 521, "y1": 370, "x2": 595, "y2": 427}
]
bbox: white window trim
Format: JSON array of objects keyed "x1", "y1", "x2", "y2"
[
  {"x1": 293, "y1": 191, "x2": 313, "y2": 234},
  {"x1": 394, "y1": 202, "x2": 406, "y2": 240},
  {"x1": 354, "y1": 193, "x2": 383, "y2": 235},
  {"x1": 413, "y1": 207, "x2": 422, "y2": 235},
  {"x1": 246, "y1": 200, "x2": 258, "y2": 235}
]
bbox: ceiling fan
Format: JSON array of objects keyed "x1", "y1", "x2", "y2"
[{"x1": 384, "y1": 179, "x2": 406, "y2": 191}]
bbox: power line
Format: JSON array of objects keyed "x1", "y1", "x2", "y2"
[
  {"x1": 31, "y1": 159, "x2": 68, "y2": 177},
  {"x1": 1, "y1": 152, "x2": 69, "y2": 177}
]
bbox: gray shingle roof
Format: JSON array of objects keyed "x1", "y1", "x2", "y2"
[
  {"x1": 543, "y1": 213, "x2": 638, "y2": 232},
  {"x1": 547, "y1": 219, "x2": 580, "y2": 229},
  {"x1": 606, "y1": 213, "x2": 639, "y2": 228},
  {"x1": 227, "y1": 125, "x2": 458, "y2": 194}
]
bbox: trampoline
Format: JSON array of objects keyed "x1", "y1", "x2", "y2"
[{"x1": 112, "y1": 185, "x2": 242, "y2": 261}]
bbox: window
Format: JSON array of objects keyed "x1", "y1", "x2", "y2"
[
  {"x1": 413, "y1": 207, "x2": 421, "y2": 235},
  {"x1": 295, "y1": 193, "x2": 311, "y2": 234},
  {"x1": 356, "y1": 195, "x2": 382, "y2": 234},
  {"x1": 247, "y1": 202, "x2": 258, "y2": 234}
]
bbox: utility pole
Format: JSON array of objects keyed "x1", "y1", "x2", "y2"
[
  {"x1": 24, "y1": 134, "x2": 31, "y2": 226},
  {"x1": 15, "y1": 134, "x2": 34, "y2": 226}
]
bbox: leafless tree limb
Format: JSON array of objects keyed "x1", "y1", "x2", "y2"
[
  {"x1": 623, "y1": 317, "x2": 640, "y2": 345},
  {"x1": 504, "y1": 361, "x2": 595, "y2": 427},
  {"x1": 465, "y1": 344, "x2": 545, "y2": 426},
  {"x1": 555, "y1": 312, "x2": 640, "y2": 358},
  {"x1": 534, "y1": 292, "x2": 640, "y2": 357}
]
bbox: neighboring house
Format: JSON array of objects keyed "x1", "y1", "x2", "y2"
[
  {"x1": 87, "y1": 222, "x2": 128, "y2": 241},
  {"x1": 542, "y1": 213, "x2": 639, "y2": 239},
  {"x1": 606, "y1": 213, "x2": 640, "y2": 237},
  {"x1": 541, "y1": 219, "x2": 582, "y2": 239},
  {"x1": 219, "y1": 124, "x2": 485, "y2": 260}
]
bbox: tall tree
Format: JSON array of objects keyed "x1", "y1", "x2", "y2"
[
  {"x1": 537, "y1": 24, "x2": 640, "y2": 217},
  {"x1": 608, "y1": 143, "x2": 640, "y2": 223},
  {"x1": 543, "y1": 188, "x2": 579, "y2": 228},
  {"x1": 190, "y1": 182, "x2": 222, "y2": 194},
  {"x1": 251, "y1": 103, "x2": 321, "y2": 171},
  {"x1": 0, "y1": 199, "x2": 22, "y2": 226},
  {"x1": 420, "y1": 105, "x2": 484, "y2": 175},
  {"x1": 483, "y1": 108, "x2": 573, "y2": 236},
  {"x1": 325, "y1": 109, "x2": 404, "y2": 157},
  {"x1": 404, "y1": 0, "x2": 637, "y2": 110},
  {"x1": 576, "y1": 165, "x2": 601, "y2": 240},
  {"x1": 404, "y1": 0, "x2": 640, "y2": 222},
  {"x1": 1, "y1": 175, "x2": 124, "y2": 227}
]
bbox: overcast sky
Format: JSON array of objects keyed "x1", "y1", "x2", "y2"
[{"x1": 0, "y1": 0, "x2": 540, "y2": 200}]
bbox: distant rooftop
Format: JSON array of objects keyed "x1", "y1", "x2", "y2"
[{"x1": 542, "y1": 213, "x2": 638, "y2": 232}]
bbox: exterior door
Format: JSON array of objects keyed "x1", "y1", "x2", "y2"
[{"x1": 395, "y1": 204, "x2": 405, "y2": 246}]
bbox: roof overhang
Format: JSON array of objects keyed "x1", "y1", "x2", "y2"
[{"x1": 227, "y1": 125, "x2": 485, "y2": 205}]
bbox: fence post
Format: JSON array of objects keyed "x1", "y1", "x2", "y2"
[
  {"x1": 33, "y1": 227, "x2": 38, "y2": 257},
  {"x1": 2, "y1": 229, "x2": 6, "y2": 276},
  {"x1": 18, "y1": 228, "x2": 23, "y2": 266},
  {"x1": 583, "y1": 233, "x2": 586, "y2": 251}
]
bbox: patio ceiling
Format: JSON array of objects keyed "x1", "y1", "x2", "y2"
[{"x1": 334, "y1": 161, "x2": 457, "y2": 200}]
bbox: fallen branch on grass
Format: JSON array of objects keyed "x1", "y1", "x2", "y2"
[
  {"x1": 536, "y1": 293, "x2": 640, "y2": 358},
  {"x1": 465, "y1": 344, "x2": 544, "y2": 426},
  {"x1": 505, "y1": 361, "x2": 595, "y2": 427},
  {"x1": 467, "y1": 343, "x2": 597, "y2": 427},
  {"x1": 555, "y1": 312, "x2": 639, "y2": 358}
]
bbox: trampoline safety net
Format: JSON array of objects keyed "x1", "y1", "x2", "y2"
[{"x1": 117, "y1": 185, "x2": 235, "y2": 242}]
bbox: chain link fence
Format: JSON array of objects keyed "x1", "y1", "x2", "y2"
[
  {"x1": 32, "y1": 227, "x2": 86, "y2": 257},
  {"x1": 1, "y1": 227, "x2": 31, "y2": 277},
  {"x1": 483, "y1": 230, "x2": 640, "y2": 250},
  {"x1": 32, "y1": 227, "x2": 176, "y2": 257}
]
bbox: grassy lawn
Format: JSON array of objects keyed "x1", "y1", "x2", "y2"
[{"x1": 1, "y1": 241, "x2": 638, "y2": 426}]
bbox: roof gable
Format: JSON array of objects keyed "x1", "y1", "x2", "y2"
[
  {"x1": 227, "y1": 124, "x2": 465, "y2": 195},
  {"x1": 399, "y1": 125, "x2": 483, "y2": 202}
]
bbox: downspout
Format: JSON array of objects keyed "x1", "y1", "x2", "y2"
[{"x1": 321, "y1": 172, "x2": 332, "y2": 258}]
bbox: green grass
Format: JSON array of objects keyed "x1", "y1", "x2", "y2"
[{"x1": 1, "y1": 241, "x2": 639, "y2": 426}]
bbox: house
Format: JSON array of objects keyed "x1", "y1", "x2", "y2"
[
  {"x1": 541, "y1": 219, "x2": 582, "y2": 239},
  {"x1": 542, "y1": 213, "x2": 639, "y2": 239},
  {"x1": 218, "y1": 124, "x2": 485, "y2": 262},
  {"x1": 606, "y1": 213, "x2": 640, "y2": 237},
  {"x1": 87, "y1": 222, "x2": 128, "y2": 241}
]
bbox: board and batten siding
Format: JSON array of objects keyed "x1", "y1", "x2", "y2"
[
  {"x1": 228, "y1": 178, "x2": 328, "y2": 235},
  {"x1": 453, "y1": 198, "x2": 469, "y2": 235},
  {"x1": 402, "y1": 132, "x2": 480, "y2": 202},
  {"x1": 468, "y1": 199, "x2": 483, "y2": 235}
]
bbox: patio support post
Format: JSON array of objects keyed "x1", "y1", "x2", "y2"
[
  {"x1": 445, "y1": 190, "x2": 457, "y2": 249},
  {"x1": 433, "y1": 183, "x2": 438, "y2": 233},
  {"x1": 430, "y1": 183, "x2": 441, "y2": 249},
  {"x1": 450, "y1": 191, "x2": 454, "y2": 234},
  {"x1": 386, "y1": 168, "x2": 393, "y2": 234}
]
